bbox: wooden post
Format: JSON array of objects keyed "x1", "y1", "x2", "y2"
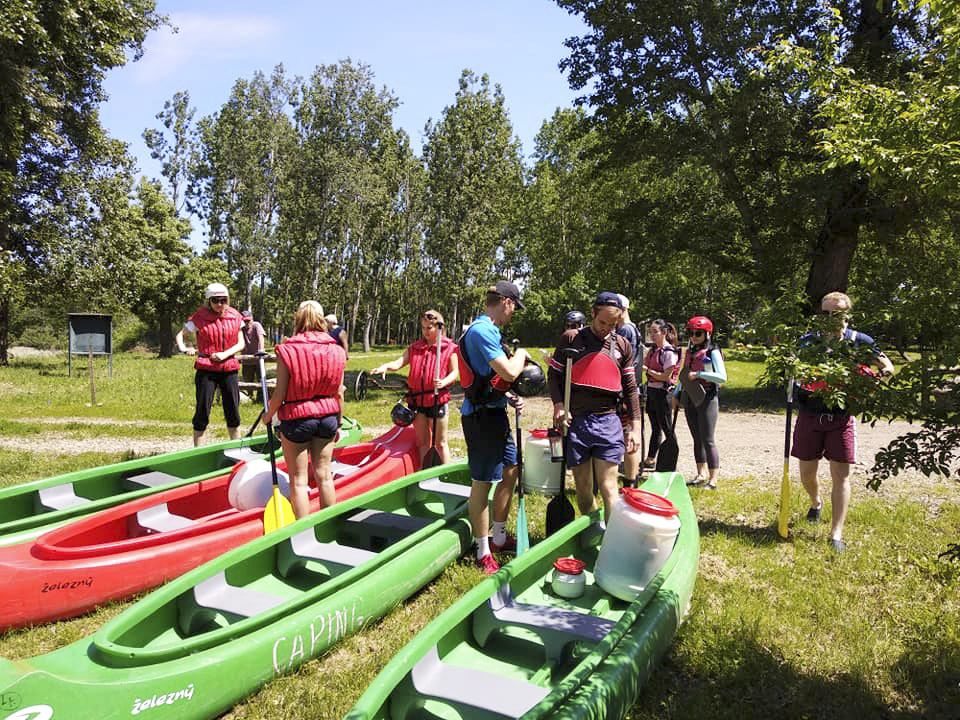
[{"x1": 88, "y1": 344, "x2": 96, "y2": 405}]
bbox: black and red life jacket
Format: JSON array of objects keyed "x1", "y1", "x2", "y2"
[{"x1": 456, "y1": 321, "x2": 510, "y2": 406}]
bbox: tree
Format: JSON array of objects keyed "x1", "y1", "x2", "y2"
[
  {"x1": 0, "y1": 0, "x2": 163, "y2": 363},
  {"x1": 421, "y1": 70, "x2": 525, "y2": 331},
  {"x1": 143, "y1": 90, "x2": 201, "y2": 215}
]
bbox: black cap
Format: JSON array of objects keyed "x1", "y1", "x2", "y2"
[
  {"x1": 492, "y1": 280, "x2": 525, "y2": 309},
  {"x1": 593, "y1": 291, "x2": 624, "y2": 309}
]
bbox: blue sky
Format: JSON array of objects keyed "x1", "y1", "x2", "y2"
[{"x1": 101, "y1": 0, "x2": 591, "y2": 190}]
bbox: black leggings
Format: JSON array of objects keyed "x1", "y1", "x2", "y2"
[
  {"x1": 193, "y1": 370, "x2": 241, "y2": 432},
  {"x1": 645, "y1": 386, "x2": 672, "y2": 458},
  {"x1": 683, "y1": 393, "x2": 720, "y2": 469}
]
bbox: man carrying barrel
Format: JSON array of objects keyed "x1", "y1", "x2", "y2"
[{"x1": 548, "y1": 292, "x2": 642, "y2": 523}]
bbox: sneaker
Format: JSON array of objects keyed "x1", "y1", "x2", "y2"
[
  {"x1": 829, "y1": 538, "x2": 847, "y2": 553},
  {"x1": 476, "y1": 553, "x2": 499, "y2": 575},
  {"x1": 807, "y1": 505, "x2": 822, "y2": 523},
  {"x1": 491, "y1": 534, "x2": 517, "y2": 554}
]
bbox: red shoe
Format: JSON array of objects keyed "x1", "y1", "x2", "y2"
[
  {"x1": 476, "y1": 553, "x2": 499, "y2": 575},
  {"x1": 490, "y1": 534, "x2": 517, "y2": 554}
]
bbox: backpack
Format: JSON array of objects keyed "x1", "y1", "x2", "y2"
[{"x1": 455, "y1": 322, "x2": 509, "y2": 406}]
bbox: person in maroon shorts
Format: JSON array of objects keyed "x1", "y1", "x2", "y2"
[{"x1": 791, "y1": 292, "x2": 894, "y2": 553}]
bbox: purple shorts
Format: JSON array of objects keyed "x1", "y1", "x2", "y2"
[
  {"x1": 791, "y1": 411, "x2": 857, "y2": 464},
  {"x1": 567, "y1": 412, "x2": 624, "y2": 467}
]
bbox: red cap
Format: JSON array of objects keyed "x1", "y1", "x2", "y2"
[
  {"x1": 553, "y1": 557, "x2": 585, "y2": 574},
  {"x1": 622, "y1": 488, "x2": 679, "y2": 517},
  {"x1": 530, "y1": 429, "x2": 550, "y2": 439}
]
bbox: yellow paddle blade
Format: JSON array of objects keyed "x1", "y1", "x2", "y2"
[{"x1": 264, "y1": 486, "x2": 296, "y2": 534}]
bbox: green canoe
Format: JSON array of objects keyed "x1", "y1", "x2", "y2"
[
  {"x1": 0, "y1": 417, "x2": 362, "y2": 547},
  {"x1": 346, "y1": 471, "x2": 699, "y2": 720},
  {"x1": 0, "y1": 459, "x2": 472, "y2": 720}
]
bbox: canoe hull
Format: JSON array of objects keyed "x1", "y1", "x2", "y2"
[
  {"x1": 0, "y1": 426, "x2": 416, "y2": 629},
  {"x1": 0, "y1": 462, "x2": 474, "y2": 720},
  {"x1": 0, "y1": 418, "x2": 362, "y2": 547}
]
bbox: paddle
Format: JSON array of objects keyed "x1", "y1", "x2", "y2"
[
  {"x1": 634, "y1": 381, "x2": 647, "y2": 489},
  {"x1": 546, "y1": 349, "x2": 577, "y2": 536},
  {"x1": 510, "y1": 339, "x2": 530, "y2": 554},
  {"x1": 778, "y1": 377, "x2": 795, "y2": 539},
  {"x1": 655, "y1": 405, "x2": 680, "y2": 473},
  {"x1": 421, "y1": 321, "x2": 444, "y2": 469},
  {"x1": 257, "y1": 352, "x2": 295, "y2": 533}
]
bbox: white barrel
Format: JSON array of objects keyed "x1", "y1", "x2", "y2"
[
  {"x1": 522, "y1": 429, "x2": 563, "y2": 496},
  {"x1": 551, "y1": 557, "x2": 586, "y2": 598},
  {"x1": 594, "y1": 488, "x2": 681, "y2": 601}
]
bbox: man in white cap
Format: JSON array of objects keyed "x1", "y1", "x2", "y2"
[{"x1": 175, "y1": 282, "x2": 245, "y2": 445}]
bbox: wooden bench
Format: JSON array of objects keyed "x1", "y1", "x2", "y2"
[
  {"x1": 177, "y1": 570, "x2": 285, "y2": 636},
  {"x1": 473, "y1": 584, "x2": 616, "y2": 660}
]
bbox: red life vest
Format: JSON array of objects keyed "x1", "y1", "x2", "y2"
[
  {"x1": 406, "y1": 336, "x2": 456, "y2": 407},
  {"x1": 685, "y1": 345, "x2": 719, "y2": 388},
  {"x1": 190, "y1": 306, "x2": 243, "y2": 372},
  {"x1": 644, "y1": 344, "x2": 681, "y2": 387},
  {"x1": 570, "y1": 335, "x2": 623, "y2": 395},
  {"x1": 275, "y1": 331, "x2": 346, "y2": 421}
]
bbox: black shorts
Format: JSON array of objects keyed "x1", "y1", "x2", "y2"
[
  {"x1": 278, "y1": 414, "x2": 339, "y2": 443},
  {"x1": 413, "y1": 403, "x2": 447, "y2": 419}
]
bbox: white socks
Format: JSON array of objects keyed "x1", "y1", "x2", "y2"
[
  {"x1": 491, "y1": 521, "x2": 507, "y2": 546},
  {"x1": 476, "y1": 535, "x2": 490, "y2": 559}
]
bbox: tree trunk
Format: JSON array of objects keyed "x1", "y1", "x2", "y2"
[
  {"x1": 0, "y1": 294, "x2": 8, "y2": 366},
  {"x1": 804, "y1": 172, "x2": 868, "y2": 309},
  {"x1": 157, "y1": 310, "x2": 175, "y2": 358}
]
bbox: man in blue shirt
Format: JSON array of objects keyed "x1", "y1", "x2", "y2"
[{"x1": 460, "y1": 281, "x2": 531, "y2": 574}]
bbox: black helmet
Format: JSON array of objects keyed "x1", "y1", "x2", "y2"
[
  {"x1": 390, "y1": 402, "x2": 416, "y2": 427},
  {"x1": 564, "y1": 310, "x2": 586, "y2": 328},
  {"x1": 512, "y1": 362, "x2": 546, "y2": 397}
]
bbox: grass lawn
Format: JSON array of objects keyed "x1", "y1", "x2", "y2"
[{"x1": 0, "y1": 350, "x2": 957, "y2": 719}]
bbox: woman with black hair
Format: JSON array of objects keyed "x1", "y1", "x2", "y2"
[
  {"x1": 641, "y1": 319, "x2": 680, "y2": 468},
  {"x1": 672, "y1": 316, "x2": 727, "y2": 489}
]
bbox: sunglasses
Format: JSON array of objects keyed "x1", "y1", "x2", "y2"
[
  {"x1": 210, "y1": 297, "x2": 229, "y2": 305},
  {"x1": 690, "y1": 329, "x2": 706, "y2": 338}
]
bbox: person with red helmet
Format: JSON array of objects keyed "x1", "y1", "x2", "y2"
[
  {"x1": 372, "y1": 309, "x2": 460, "y2": 465},
  {"x1": 672, "y1": 315, "x2": 727, "y2": 489},
  {"x1": 176, "y1": 282, "x2": 246, "y2": 446},
  {"x1": 791, "y1": 291, "x2": 894, "y2": 553},
  {"x1": 263, "y1": 301, "x2": 347, "y2": 517}
]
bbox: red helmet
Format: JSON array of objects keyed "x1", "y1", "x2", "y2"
[{"x1": 686, "y1": 316, "x2": 713, "y2": 333}]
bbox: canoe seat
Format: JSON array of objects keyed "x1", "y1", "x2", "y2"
[
  {"x1": 123, "y1": 470, "x2": 181, "y2": 490},
  {"x1": 36, "y1": 483, "x2": 89, "y2": 511},
  {"x1": 343, "y1": 509, "x2": 432, "y2": 549},
  {"x1": 223, "y1": 446, "x2": 265, "y2": 462},
  {"x1": 136, "y1": 503, "x2": 195, "y2": 533},
  {"x1": 330, "y1": 460, "x2": 361, "y2": 478},
  {"x1": 177, "y1": 570, "x2": 285, "y2": 636},
  {"x1": 277, "y1": 529, "x2": 378, "y2": 578},
  {"x1": 412, "y1": 477, "x2": 472, "y2": 513},
  {"x1": 473, "y1": 584, "x2": 616, "y2": 660},
  {"x1": 397, "y1": 645, "x2": 548, "y2": 718}
]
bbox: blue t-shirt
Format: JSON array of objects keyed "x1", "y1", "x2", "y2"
[{"x1": 459, "y1": 314, "x2": 507, "y2": 416}]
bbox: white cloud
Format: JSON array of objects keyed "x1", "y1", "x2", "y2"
[{"x1": 127, "y1": 12, "x2": 283, "y2": 83}]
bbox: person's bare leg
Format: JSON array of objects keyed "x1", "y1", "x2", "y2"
[
  {"x1": 491, "y1": 464, "x2": 517, "y2": 524},
  {"x1": 227, "y1": 426, "x2": 241, "y2": 440},
  {"x1": 280, "y1": 435, "x2": 311, "y2": 519},
  {"x1": 193, "y1": 430, "x2": 205, "y2": 447},
  {"x1": 435, "y1": 414, "x2": 452, "y2": 464},
  {"x1": 622, "y1": 446, "x2": 639, "y2": 484},
  {"x1": 798, "y1": 459, "x2": 822, "y2": 511},
  {"x1": 469, "y1": 481, "x2": 492, "y2": 543},
  {"x1": 412, "y1": 413, "x2": 431, "y2": 465},
  {"x1": 310, "y1": 436, "x2": 336, "y2": 509},
  {"x1": 571, "y1": 461, "x2": 599, "y2": 515},
  {"x1": 828, "y1": 460, "x2": 852, "y2": 541},
  {"x1": 592, "y1": 458, "x2": 620, "y2": 522}
]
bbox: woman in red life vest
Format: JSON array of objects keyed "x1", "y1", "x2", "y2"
[
  {"x1": 641, "y1": 319, "x2": 681, "y2": 468},
  {"x1": 175, "y1": 282, "x2": 246, "y2": 446},
  {"x1": 372, "y1": 310, "x2": 459, "y2": 465},
  {"x1": 263, "y1": 301, "x2": 347, "y2": 518}
]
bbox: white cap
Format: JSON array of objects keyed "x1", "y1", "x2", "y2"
[
  {"x1": 324, "y1": 313, "x2": 338, "y2": 325},
  {"x1": 616, "y1": 293, "x2": 630, "y2": 310},
  {"x1": 205, "y1": 282, "x2": 229, "y2": 299}
]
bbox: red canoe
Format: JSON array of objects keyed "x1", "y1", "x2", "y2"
[{"x1": 0, "y1": 426, "x2": 418, "y2": 630}]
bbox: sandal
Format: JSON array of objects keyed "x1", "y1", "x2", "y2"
[
  {"x1": 703, "y1": 481, "x2": 717, "y2": 491},
  {"x1": 686, "y1": 475, "x2": 706, "y2": 487},
  {"x1": 829, "y1": 538, "x2": 847, "y2": 554}
]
